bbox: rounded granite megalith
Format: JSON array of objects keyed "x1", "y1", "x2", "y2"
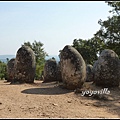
[
  {"x1": 13, "y1": 45, "x2": 36, "y2": 83},
  {"x1": 7, "y1": 58, "x2": 15, "y2": 82},
  {"x1": 43, "y1": 58, "x2": 57, "y2": 83},
  {"x1": 56, "y1": 61, "x2": 62, "y2": 82},
  {"x1": 93, "y1": 49, "x2": 120, "y2": 87},
  {"x1": 86, "y1": 64, "x2": 93, "y2": 82},
  {"x1": 60, "y1": 45, "x2": 86, "y2": 90}
]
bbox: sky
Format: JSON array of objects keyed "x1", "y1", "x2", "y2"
[{"x1": 0, "y1": 1, "x2": 112, "y2": 56}]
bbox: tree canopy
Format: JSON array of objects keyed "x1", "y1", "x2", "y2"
[
  {"x1": 72, "y1": 1, "x2": 120, "y2": 64},
  {"x1": 22, "y1": 40, "x2": 48, "y2": 80},
  {"x1": 23, "y1": 40, "x2": 48, "y2": 63},
  {"x1": 0, "y1": 61, "x2": 7, "y2": 80},
  {"x1": 94, "y1": 1, "x2": 120, "y2": 57}
]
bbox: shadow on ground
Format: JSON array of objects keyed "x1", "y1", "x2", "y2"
[
  {"x1": 92, "y1": 87, "x2": 120, "y2": 118},
  {"x1": 75, "y1": 82, "x2": 120, "y2": 118},
  {"x1": 21, "y1": 83, "x2": 73, "y2": 95}
]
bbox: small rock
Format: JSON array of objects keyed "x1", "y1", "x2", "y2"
[
  {"x1": 67, "y1": 100, "x2": 72, "y2": 103},
  {"x1": 85, "y1": 103, "x2": 91, "y2": 106},
  {"x1": 52, "y1": 103, "x2": 58, "y2": 106}
]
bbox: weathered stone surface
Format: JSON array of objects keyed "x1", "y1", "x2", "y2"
[
  {"x1": 56, "y1": 61, "x2": 62, "y2": 82},
  {"x1": 86, "y1": 64, "x2": 93, "y2": 82},
  {"x1": 12, "y1": 45, "x2": 36, "y2": 83},
  {"x1": 7, "y1": 58, "x2": 15, "y2": 82},
  {"x1": 93, "y1": 49, "x2": 120, "y2": 87},
  {"x1": 43, "y1": 58, "x2": 57, "y2": 83},
  {"x1": 60, "y1": 45, "x2": 86, "y2": 90}
]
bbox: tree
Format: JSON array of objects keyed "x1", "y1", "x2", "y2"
[
  {"x1": 94, "y1": 1, "x2": 120, "y2": 58},
  {"x1": 72, "y1": 38, "x2": 94, "y2": 64},
  {"x1": 72, "y1": 1, "x2": 120, "y2": 64},
  {"x1": 23, "y1": 40, "x2": 48, "y2": 63},
  {"x1": 0, "y1": 61, "x2": 7, "y2": 80},
  {"x1": 22, "y1": 40, "x2": 48, "y2": 80},
  {"x1": 107, "y1": 1, "x2": 120, "y2": 15},
  {"x1": 72, "y1": 37, "x2": 105, "y2": 65}
]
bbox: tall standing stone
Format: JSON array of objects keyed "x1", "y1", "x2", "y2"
[
  {"x1": 86, "y1": 64, "x2": 93, "y2": 82},
  {"x1": 60, "y1": 45, "x2": 86, "y2": 90},
  {"x1": 12, "y1": 45, "x2": 36, "y2": 83},
  {"x1": 56, "y1": 61, "x2": 62, "y2": 82},
  {"x1": 93, "y1": 49, "x2": 120, "y2": 87},
  {"x1": 7, "y1": 58, "x2": 15, "y2": 82},
  {"x1": 43, "y1": 58, "x2": 57, "y2": 83}
]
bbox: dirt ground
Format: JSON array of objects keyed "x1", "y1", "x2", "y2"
[{"x1": 0, "y1": 80, "x2": 120, "y2": 119}]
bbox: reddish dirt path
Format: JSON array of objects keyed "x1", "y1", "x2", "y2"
[{"x1": 0, "y1": 80, "x2": 119, "y2": 118}]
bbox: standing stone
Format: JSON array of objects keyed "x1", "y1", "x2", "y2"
[
  {"x1": 7, "y1": 58, "x2": 15, "y2": 82},
  {"x1": 56, "y1": 61, "x2": 62, "y2": 82},
  {"x1": 86, "y1": 64, "x2": 93, "y2": 82},
  {"x1": 60, "y1": 45, "x2": 86, "y2": 90},
  {"x1": 43, "y1": 58, "x2": 57, "y2": 83},
  {"x1": 93, "y1": 49, "x2": 120, "y2": 87},
  {"x1": 12, "y1": 45, "x2": 36, "y2": 83}
]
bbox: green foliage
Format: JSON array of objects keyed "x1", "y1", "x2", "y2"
[
  {"x1": 72, "y1": 37, "x2": 105, "y2": 65},
  {"x1": 23, "y1": 40, "x2": 48, "y2": 63},
  {"x1": 0, "y1": 61, "x2": 7, "y2": 80},
  {"x1": 35, "y1": 62, "x2": 45, "y2": 79},
  {"x1": 72, "y1": 39, "x2": 93, "y2": 64},
  {"x1": 107, "y1": 1, "x2": 120, "y2": 15},
  {"x1": 94, "y1": 1, "x2": 120, "y2": 58},
  {"x1": 72, "y1": 1, "x2": 120, "y2": 64},
  {"x1": 22, "y1": 40, "x2": 48, "y2": 80}
]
